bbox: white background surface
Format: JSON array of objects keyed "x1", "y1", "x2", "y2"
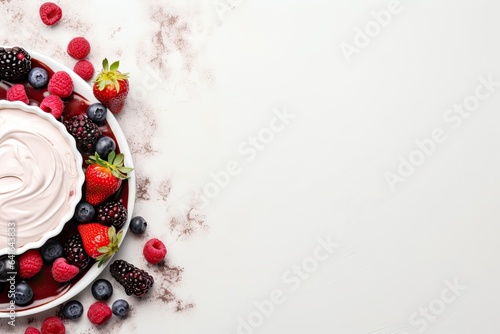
[{"x1": 1, "y1": 0, "x2": 500, "y2": 333}]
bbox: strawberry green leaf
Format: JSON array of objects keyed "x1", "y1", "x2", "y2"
[
  {"x1": 113, "y1": 153, "x2": 124, "y2": 166},
  {"x1": 102, "y1": 58, "x2": 109, "y2": 70},
  {"x1": 110, "y1": 61, "x2": 120, "y2": 71},
  {"x1": 107, "y1": 151, "x2": 116, "y2": 164}
]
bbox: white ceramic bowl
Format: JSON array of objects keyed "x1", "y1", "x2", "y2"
[
  {"x1": 0, "y1": 48, "x2": 135, "y2": 318},
  {"x1": 0, "y1": 100, "x2": 85, "y2": 256}
]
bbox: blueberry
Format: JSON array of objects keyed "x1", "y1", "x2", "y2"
[
  {"x1": 91, "y1": 278, "x2": 113, "y2": 300},
  {"x1": 86, "y1": 103, "x2": 107, "y2": 123},
  {"x1": 95, "y1": 136, "x2": 116, "y2": 159},
  {"x1": 27, "y1": 67, "x2": 49, "y2": 88},
  {"x1": 0, "y1": 255, "x2": 18, "y2": 283},
  {"x1": 74, "y1": 201, "x2": 95, "y2": 224},
  {"x1": 62, "y1": 300, "x2": 84, "y2": 319},
  {"x1": 112, "y1": 299, "x2": 129, "y2": 317},
  {"x1": 15, "y1": 281, "x2": 34, "y2": 306},
  {"x1": 40, "y1": 239, "x2": 63, "y2": 264},
  {"x1": 129, "y1": 216, "x2": 147, "y2": 234}
]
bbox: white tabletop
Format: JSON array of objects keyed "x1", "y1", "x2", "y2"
[{"x1": 1, "y1": 0, "x2": 500, "y2": 333}]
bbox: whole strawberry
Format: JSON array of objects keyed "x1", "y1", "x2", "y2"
[
  {"x1": 77, "y1": 224, "x2": 123, "y2": 268},
  {"x1": 85, "y1": 151, "x2": 133, "y2": 206},
  {"x1": 93, "y1": 58, "x2": 129, "y2": 114}
]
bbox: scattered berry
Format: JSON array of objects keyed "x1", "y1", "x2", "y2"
[
  {"x1": 63, "y1": 114, "x2": 101, "y2": 153},
  {"x1": 63, "y1": 234, "x2": 90, "y2": 269},
  {"x1": 73, "y1": 201, "x2": 95, "y2": 224},
  {"x1": 112, "y1": 299, "x2": 129, "y2": 317},
  {"x1": 67, "y1": 37, "x2": 91, "y2": 60},
  {"x1": 97, "y1": 199, "x2": 127, "y2": 228},
  {"x1": 51, "y1": 257, "x2": 79, "y2": 283},
  {"x1": 109, "y1": 259, "x2": 154, "y2": 297},
  {"x1": 73, "y1": 60, "x2": 94, "y2": 81},
  {"x1": 91, "y1": 278, "x2": 113, "y2": 300},
  {"x1": 84, "y1": 151, "x2": 133, "y2": 206},
  {"x1": 86, "y1": 102, "x2": 107, "y2": 123},
  {"x1": 27, "y1": 67, "x2": 49, "y2": 88},
  {"x1": 87, "y1": 301, "x2": 112, "y2": 326},
  {"x1": 41, "y1": 239, "x2": 63, "y2": 264},
  {"x1": 6, "y1": 84, "x2": 29, "y2": 104},
  {"x1": 18, "y1": 249, "x2": 43, "y2": 279},
  {"x1": 25, "y1": 327, "x2": 41, "y2": 334},
  {"x1": 143, "y1": 238, "x2": 167, "y2": 264},
  {"x1": 93, "y1": 58, "x2": 129, "y2": 113},
  {"x1": 0, "y1": 254, "x2": 18, "y2": 282},
  {"x1": 15, "y1": 281, "x2": 34, "y2": 306},
  {"x1": 0, "y1": 46, "x2": 32, "y2": 81},
  {"x1": 47, "y1": 71, "x2": 73, "y2": 98},
  {"x1": 95, "y1": 136, "x2": 116, "y2": 160},
  {"x1": 41, "y1": 316, "x2": 65, "y2": 334},
  {"x1": 129, "y1": 216, "x2": 147, "y2": 234},
  {"x1": 62, "y1": 300, "x2": 84, "y2": 320},
  {"x1": 40, "y1": 94, "x2": 64, "y2": 119},
  {"x1": 77, "y1": 224, "x2": 122, "y2": 267},
  {"x1": 39, "y1": 2, "x2": 62, "y2": 26}
]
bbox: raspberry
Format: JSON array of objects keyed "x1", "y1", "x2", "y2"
[
  {"x1": 47, "y1": 71, "x2": 73, "y2": 98},
  {"x1": 73, "y1": 60, "x2": 94, "y2": 81},
  {"x1": 143, "y1": 238, "x2": 167, "y2": 264},
  {"x1": 67, "y1": 37, "x2": 91, "y2": 60},
  {"x1": 51, "y1": 257, "x2": 79, "y2": 283},
  {"x1": 19, "y1": 249, "x2": 43, "y2": 279},
  {"x1": 25, "y1": 327, "x2": 41, "y2": 334},
  {"x1": 41, "y1": 316, "x2": 65, "y2": 334},
  {"x1": 40, "y1": 94, "x2": 64, "y2": 119},
  {"x1": 39, "y1": 2, "x2": 62, "y2": 26},
  {"x1": 6, "y1": 84, "x2": 29, "y2": 104},
  {"x1": 87, "y1": 302, "x2": 112, "y2": 326}
]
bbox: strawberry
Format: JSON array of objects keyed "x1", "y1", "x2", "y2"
[
  {"x1": 77, "y1": 223, "x2": 123, "y2": 268},
  {"x1": 85, "y1": 150, "x2": 133, "y2": 206},
  {"x1": 92, "y1": 58, "x2": 129, "y2": 114}
]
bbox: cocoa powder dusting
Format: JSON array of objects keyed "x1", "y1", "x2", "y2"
[
  {"x1": 169, "y1": 196, "x2": 208, "y2": 239},
  {"x1": 136, "y1": 176, "x2": 152, "y2": 201},
  {"x1": 158, "y1": 178, "x2": 172, "y2": 201}
]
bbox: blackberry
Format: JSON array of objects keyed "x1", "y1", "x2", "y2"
[
  {"x1": 109, "y1": 260, "x2": 154, "y2": 297},
  {"x1": 0, "y1": 46, "x2": 32, "y2": 81},
  {"x1": 63, "y1": 114, "x2": 101, "y2": 153},
  {"x1": 97, "y1": 200, "x2": 127, "y2": 228},
  {"x1": 64, "y1": 234, "x2": 90, "y2": 269}
]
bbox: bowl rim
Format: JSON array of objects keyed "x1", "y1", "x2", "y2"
[
  {"x1": 0, "y1": 48, "x2": 136, "y2": 318},
  {"x1": 0, "y1": 100, "x2": 85, "y2": 256}
]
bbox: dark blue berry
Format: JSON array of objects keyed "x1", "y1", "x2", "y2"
[
  {"x1": 74, "y1": 201, "x2": 95, "y2": 224},
  {"x1": 95, "y1": 136, "x2": 116, "y2": 159},
  {"x1": 129, "y1": 216, "x2": 147, "y2": 234},
  {"x1": 62, "y1": 300, "x2": 84, "y2": 319},
  {"x1": 112, "y1": 299, "x2": 129, "y2": 317},
  {"x1": 40, "y1": 239, "x2": 63, "y2": 264},
  {"x1": 0, "y1": 255, "x2": 17, "y2": 283},
  {"x1": 27, "y1": 67, "x2": 49, "y2": 88},
  {"x1": 15, "y1": 281, "x2": 34, "y2": 306},
  {"x1": 86, "y1": 103, "x2": 107, "y2": 123},
  {"x1": 91, "y1": 278, "x2": 113, "y2": 300}
]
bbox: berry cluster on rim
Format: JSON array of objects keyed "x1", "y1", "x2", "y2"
[{"x1": 63, "y1": 114, "x2": 101, "y2": 153}]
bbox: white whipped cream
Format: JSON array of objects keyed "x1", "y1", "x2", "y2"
[{"x1": 0, "y1": 106, "x2": 80, "y2": 250}]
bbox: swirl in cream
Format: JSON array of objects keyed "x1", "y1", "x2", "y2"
[{"x1": 0, "y1": 105, "x2": 80, "y2": 251}]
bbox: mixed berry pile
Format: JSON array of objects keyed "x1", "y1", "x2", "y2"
[{"x1": 0, "y1": 3, "x2": 170, "y2": 332}]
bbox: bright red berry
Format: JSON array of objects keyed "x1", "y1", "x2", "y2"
[
  {"x1": 40, "y1": 94, "x2": 64, "y2": 118},
  {"x1": 51, "y1": 257, "x2": 79, "y2": 283},
  {"x1": 19, "y1": 249, "x2": 43, "y2": 279},
  {"x1": 77, "y1": 224, "x2": 123, "y2": 267},
  {"x1": 93, "y1": 58, "x2": 129, "y2": 113},
  {"x1": 39, "y1": 2, "x2": 62, "y2": 26},
  {"x1": 47, "y1": 71, "x2": 73, "y2": 98},
  {"x1": 143, "y1": 238, "x2": 167, "y2": 264},
  {"x1": 24, "y1": 326, "x2": 41, "y2": 334},
  {"x1": 40, "y1": 316, "x2": 65, "y2": 334},
  {"x1": 67, "y1": 37, "x2": 91, "y2": 60},
  {"x1": 6, "y1": 84, "x2": 29, "y2": 104},
  {"x1": 87, "y1": 302, "x2": 112, "y2": 326},
  {"x1": 73, "y1": 60, "x2": 94, "y2": 81}
]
